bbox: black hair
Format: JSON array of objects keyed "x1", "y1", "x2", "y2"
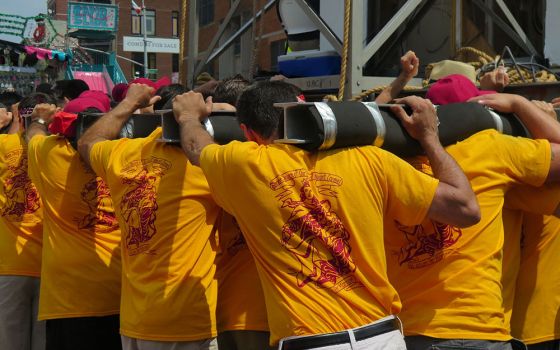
[
  {"x1": 19, "y1": 92, "x2": 57, "y2": 113},
  {"x1": 53, "y1": 79, "x2": 90, "y2": 100},
  {"x1": 213, "y1": 74, "x2": 251, "y2": 106},
  {"x1": 0, "y1": 91, "x2": 23, "y2": 112},
  {"x1": 236, "y1": 81, "x2": 299, "y2": 139},
  {"x1": 154, "y1": 84, "x2": 186, "y2": 111},
  {"x1": 35, "y1": 83, "x2": 54, "y2": 95}
]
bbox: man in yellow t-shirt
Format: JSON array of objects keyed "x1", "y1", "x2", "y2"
[
  {"x1": 77, "y1": 84, "x2": 221, "y2": 350},
  {"x1": 216, "y1": 212, "x2": 272, "y2": 350},
  {"x1": 25, "y1": 102, "x2": 122, "y2": 349},
  {"x1": 500, "y1": 185, "x2": 560, "y2": 349},
  {"x1": 386, "y1": 93, "x2": 560, "y2": 350},
  {"x1": 511, "y1": 214, "x2": 560, "y2": 349},
  {"x1": 172, "y1": 81, "x2": 480, "y2": 349},
  {"x1": 0, "y1": 94, "x2": 46, "y2": 350}
]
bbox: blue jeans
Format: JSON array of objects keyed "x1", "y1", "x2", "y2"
[
  {"x1": 405, "y1": 335, "x2": 527, "y2": 350},
  {"x1": 528, "y1": 340, "x2": 560, "y2": 350}
]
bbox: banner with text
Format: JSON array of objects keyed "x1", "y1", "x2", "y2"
[
  {"x1": 123, "y1": 36, "x2": 180, "y2": 54},
  {"x1": 67, "y1": 2, "x2": 118, "y2": 31}
]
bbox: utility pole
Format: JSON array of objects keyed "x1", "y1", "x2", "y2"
[{"x1": 141, "y1": 0, "x2": 149, "y2": 77}]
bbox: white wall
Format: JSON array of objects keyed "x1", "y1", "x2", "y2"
[{"x1": 545, "y1": 0, "x2": 560, "y2": 66}]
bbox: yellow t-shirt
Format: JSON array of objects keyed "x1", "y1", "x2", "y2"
[
  {"x1": 216, "y1": 211, "x2": 268, "y2": 333},
  {"x1": 502, "y1": 184, "x2": 560, "y2": 332},
  {"x1": 384, "y1": 130, "x2": 551, "y2": 341},
  {"x1": 511, "y1": 214, "x2": 560, "y2": 344},
  {"x1": 90, "y1": 128, "x2": 220, "y2": 341},
  {"x1": 0, "y1": 133, "x2": 42, "y2": 277},
  {"x1": 200, "y1": 141, "x2": 439, "y2": 345},
  {"x1": 27, "y1": 135, "x2": 121, "y2": 320}
]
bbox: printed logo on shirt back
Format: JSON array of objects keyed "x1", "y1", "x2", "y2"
[
  {"x1": 0, "y1": 149, "x2": 40, "y2": 222},
  {"x1": 394, "y1": 220, "x2": 462, "y2": 269},
  {"x1": 120, "y1": 156, "x2": 171, "y2": 256},
  {"x1": 270, "y1": 169, "x2": 363, "y2": 293},
  {"x1": 77, "y1": 175, "x2": 119, "y2": 233}
]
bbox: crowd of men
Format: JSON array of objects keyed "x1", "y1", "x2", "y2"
[{"x1": 1, "y1": 51, "x2": 560, "y2": 350}]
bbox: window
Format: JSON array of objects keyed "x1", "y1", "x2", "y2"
[
  {"x1": 172, "y1": 11, "x2": 179, "y2": 37},
  {"x1": 172, "y1": 54, "x2": 179, "y2": 72},
  {"x1": 199, "y1": 0, "x2": 214, "y2": 26},
  {"x1": 131, "y1": 52, "x2": 157, "y2": 78},
  {"x1": 131, "y1": 9, "x2": 156, "y2": 36}
]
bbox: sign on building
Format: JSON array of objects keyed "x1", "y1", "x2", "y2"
[
  {"x1": 123, "y1": 36, "x2": 180, "y2": 54},
  {"x1": 67, "y1": 2, "x2": 118, "y2": 31}
]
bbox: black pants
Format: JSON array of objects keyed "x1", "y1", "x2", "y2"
[
  {"x1": 46, "y1": 315, "x2": 121, "y2": 350},
  {"x1": 528, "y1": 340, "x2": 560, "y2": 350}
]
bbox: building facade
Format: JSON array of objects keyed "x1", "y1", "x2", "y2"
[{"x1": 48, "y1": 0, "x2": 287, "y2": 83}]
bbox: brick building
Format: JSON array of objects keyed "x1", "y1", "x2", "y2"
[{"x1": 48, "y1": 0, "x2": 287, "y2": 82}]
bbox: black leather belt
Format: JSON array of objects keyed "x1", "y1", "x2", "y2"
[{"x1": 281, "y1": 318, "x2": 400, "y2": 350}]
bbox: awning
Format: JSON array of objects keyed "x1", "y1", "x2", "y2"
[{"x1": 68, "y1": 30, "x2": 115, "y2": 41}]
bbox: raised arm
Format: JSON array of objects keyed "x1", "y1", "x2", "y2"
[
  {"x1": 77, "y1": 83, "x2": 158, "y2": 167},
  {"x1": 375, "y1": 51, "x2": 419, "y2": 104},
  {"x1": 25, "y1": 103, "x2": 58, "y2": 142},
  {"x1": 391, "y1": 96, "x2": 480, "y2": 227},
  {"x1": 469, "y1": 93, "x2": 560, "y2": 143},
  {"x1": 173, "y1": 91, "x2": 215, "y2": 166}
]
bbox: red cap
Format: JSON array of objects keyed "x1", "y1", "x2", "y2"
[
  {"x1": 426, "y1": 74, "x2": 496, "y2": 105},
  {"x1": 63, "y1": 91, "x2": 111, "y2": 114},
  {"x1": 48, "y1": 111, "x2": 78, "y2": 138},
  {"x1": 77, "y1": 91, "x2": 111, "y2": 112},
  {"x1": 124, "y1": 76, "x2": 172, "y2": 97},
  {"x1": 112, "y1": 83, "x2": 128, "y2": 103}
]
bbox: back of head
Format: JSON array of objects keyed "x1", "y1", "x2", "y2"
[
  {"x1": 213, "y1": 74, "x2": 251, "y2": 106},
  {"x1": 54, "y1": 79, "x2": 90, "y2": 100},
  {"x1": 236, "y1": 80, "x2": 299, "y2": 139},
  {"x1": 19, "y1": 92, "x2": 57, "y2": 118},
  {"x1": 0, "y1": 91, "x2": 23, "y2": 112},
  {"x1": 35, "y1": 83, "x2": 54, "y2": 95},
  {"x1": 154, "y1": 83, "x2": 186, "y2": 111}
]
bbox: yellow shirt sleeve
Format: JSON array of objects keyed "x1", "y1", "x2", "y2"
[
  {"x1": 200, "y1": 141, "x2": 255, "y2": 212},
  {"x1": 89, "y1": 139, "x2": 122, "y2": 182},
  {"x1": 380, "y1": 150, "x2": 439, "y2": 226},
  {"x1": 505, "y1": 183, "x2": 560, "y2": 215},
  {"x1": 497, "y1": 135, "x2": 551, "y2": 187}
]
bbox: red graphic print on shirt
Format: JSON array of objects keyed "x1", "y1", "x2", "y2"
[
  {"x1": 77, "y1": 175, "x2": 119, "y2": 232},
  {"x1": 395, "y1": 220, "x2": 462, "y2": 268},
  {"x1": 1, "y1": 149, "x2": 40, "y2": 222},
  {"x1": 120, "y1": 157, "x2": 171, "y2": 256},
  {"x1": 270, "y1": 169, "x2": 363, "y2": 293}
]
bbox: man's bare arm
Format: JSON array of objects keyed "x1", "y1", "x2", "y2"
[
  {"x1": 470, "y1": 93, "x2": 560, "y2": 143},
  {"x1": 375, "y1": 51, "x2": 419, "y2": 104},
  {"x1": 392, "y1": 96, "x2": 480, "y2": 227},
  {"x1": 173, "y1": 92, "x2": 214, "y2": 166},
  {"x1": 77, "y1": 83, "x2": 156, "y2": 167},
  {"x1": 25, "y1": 104, "x2": 58, "y2": 142}
]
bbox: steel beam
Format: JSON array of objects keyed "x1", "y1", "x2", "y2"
[
  {"x1": 361, "y1": 0, "x2": 424, "y2": 66},
  {"x1": 205, "y1": 0, "x2": 276, "y2": 64},
  {"x1": 292, "y1": 0, "x2": 343, "y2": 54},
  {"x1": 193, "y1": 0, "x2": 241, "y2": 79},
  {"x1": 494, "y1": 0, "x2": 538, "y2": 55}
]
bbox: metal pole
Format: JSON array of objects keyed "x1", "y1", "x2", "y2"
[
  {"x1": 187, "y1": 0, "x2": 199, "y2": 87},
  {"x1": 142, "y1": 0, "x2": 149, "y2": 77}
]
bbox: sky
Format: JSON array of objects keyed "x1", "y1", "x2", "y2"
[{"x1": 0, "y1": 0, "x2": 48, "y2": 43}]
